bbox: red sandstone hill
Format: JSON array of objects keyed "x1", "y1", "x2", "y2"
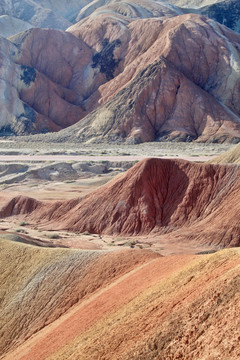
[
  {"x1": 1, "y1": 158, "x2": 239, "y2": 247},
  {"x1": 0, "y1": 3, "x2": 240, "y2": 142}
]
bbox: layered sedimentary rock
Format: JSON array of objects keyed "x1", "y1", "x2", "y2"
[
  {"x1": 1, "y1": 237, "x2": 239, "y2": 360},
  {"x1": 52, "y1": 57, "x2": 240, "y2": 143},
  {"x1": 75, "y1": 0, "x2": 182, "y2": 22},
  {"x1": 0, "y1": 1, "x2": 240, "y2": 142},
  {"x1": 0, "y1": 30, "x2": 91, "y2": 134},
  {"x1": 0, "y1": 236, "x2": 157, "y2": 355},
  {"x1": 1, "y1": 158, "x2": 239, "y2": 247}
]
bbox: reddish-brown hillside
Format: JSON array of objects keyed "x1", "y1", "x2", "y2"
[
  {"x1": 0, "y1": 237, "x2": 158, "y2": 356},
  {"x1": 2, "y1": 242, "x2": 239, "y2": 360},
  {"x1": 1, "y1": 6, "x2": 240, "y2": 142},
  {"x1": 1, "y1": 158, "x2": 239, "y2": 247}
]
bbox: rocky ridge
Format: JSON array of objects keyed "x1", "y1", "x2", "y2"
[
  {"x1": 1, "y1": 237, "x2": 239, "y2": 360},
  {"x1": 0, "y1": 8, "x2": 239, "y2": 143},
  {"x1": 1, "y1": 158, "x2": 239, "y2": 247}
]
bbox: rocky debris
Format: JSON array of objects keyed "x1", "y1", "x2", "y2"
[{"x1": 1, "y1": 158, "x2": 239, "y2": 247}]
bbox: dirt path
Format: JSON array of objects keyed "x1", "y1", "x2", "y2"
[{"x1": 3, "y1": 255, "x2": 196, "y2": 360}]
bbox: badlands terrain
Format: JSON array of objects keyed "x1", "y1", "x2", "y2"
[
  {"x1": 0, "y1": 0, "x2": 240, "y2": 359},
  {"x1": 0, "y1": 140, "x2": 240, "y2": 359},
  {"x1": 0, "y1": 0, "x2": 240, "y2": 142}
]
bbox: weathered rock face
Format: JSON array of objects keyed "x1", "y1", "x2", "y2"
[
  {"x1": 0, "y1": 2, "x2": 240, "y2": 141},
  {"x1": 1, "y1": 158, "x2": 239, "y2": 247},
  {"x1": 52, "y1": 57, "x2": 240, "y2": 143},
  {"x1": 41, "y1": 13, "x2": 240, "y2": 143},
  {"x1": 0, "y1": 29, "x2": 94, "y2": 135}
]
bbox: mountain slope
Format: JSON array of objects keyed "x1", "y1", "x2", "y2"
[
  {"x1": 0, "y1": 236, "x2": 158, "y2": 356},
  {"x1": 2, "y1": 244, "x2": 239, "y2": 360},
  {"x1": 1, "y1": 158, "x2": 239, "y2": 247},
  {"x1": 1, "y1": 10, "x2": 239, "y2": 142},
  {"x1": 48, "y1": 57, "x2": 240, "y2": 143}
]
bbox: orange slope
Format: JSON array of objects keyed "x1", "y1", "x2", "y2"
[{"x1": 3, "y1": 248, "x2": 240, "y2": 360}]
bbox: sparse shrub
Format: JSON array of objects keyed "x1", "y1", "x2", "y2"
[
  {"x1": 124, "y1": 239, "x2": 138, "y2": 248},
  {"x1": 19, "y1": 221, "x2": 29, "y2": 226},
  {"x1": 48, "y1": 233, "x2": 60, "y2": 239},
  {"x1": 15, "y1": 229, "x2": 27, "y2": 234},
  {"x1": 82, "y1": 231, "x2": 91, "y2": 236}
]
